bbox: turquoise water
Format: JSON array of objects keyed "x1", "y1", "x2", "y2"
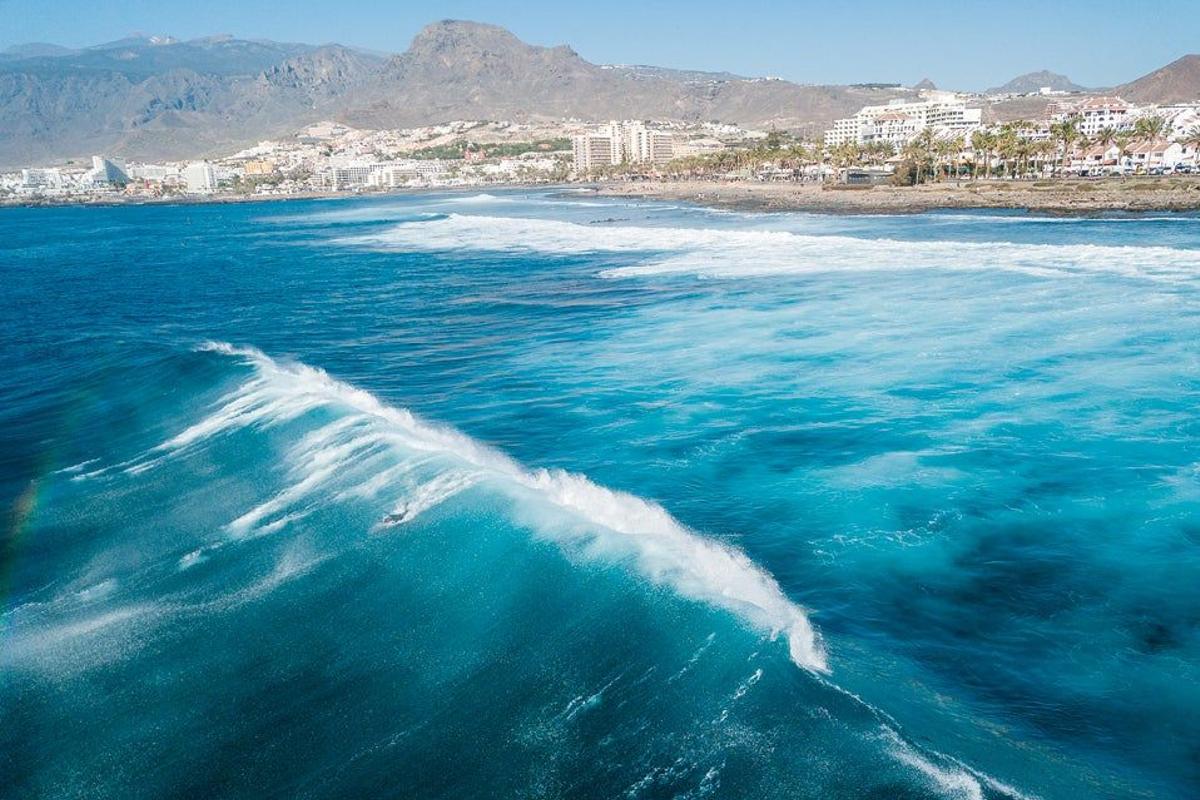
[{"x1": 2, "y1": 191, "x2": 1199, "y2": 799}]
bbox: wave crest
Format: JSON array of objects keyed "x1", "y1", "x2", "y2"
[
  {"x1": 181, "y1": 343, "x2": 829, "y2": 672},
  {"x1": 339, "y1": 213, "x2": 1200, "y2": 283}
]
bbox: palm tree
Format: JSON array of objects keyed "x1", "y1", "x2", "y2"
[
  {"x1": 1049, "y1": 116, "x2": 1081, "y2": 176},
  {"x1": 1134, "y1": 114, "x2": 1169, "y2": 144},
  {"x1": 971, "y1": 129, "x2": 996, "y2": 179},
  {"x1": 828, "y1": 141, "x2": 863, "y2": 181},
  {"x1": 1031, "y1": 139, "x2": 1056, "y2": 176},
  {"x1": 995, "y1": 127, "x2": 1021, "y2": 178},
  {"x1": 1094, "y1": 127, "x2": 1117, "y2": 149},
  {"x1": 1115, "y1": 132, "x2": 1136, "y2": 174},
  {"x1": 905, "y1": 128, "x2": 938, "y2": 184},
  {"x1": 934, "y1": 135, "x2": 963, "y2": 180},
  {"x1": 1177, "y1": 126, "x2": 1200, "y2": 168},
  {"x1": 1091, "y1": 127, "x2": 1117, "y2": 168}
]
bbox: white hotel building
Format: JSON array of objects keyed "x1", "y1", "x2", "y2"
[
  {"x1": 825, "y1": 93, "x2": 983, "y2": 148},
  {"x1": 182, "y1": 161, "x2": 217, "y2": 193},
  {"x1": 572, "y1": 121, "x2": 675, "y2": 173},
  {"x1": 1048, "y1": 97, "x2": 1135, "y2": 137}
]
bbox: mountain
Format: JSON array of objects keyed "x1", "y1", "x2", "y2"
[
  {"x1": 1115, "y1": 54, "x2": 1200, "y2": 104},
  {"x1": 987, "y1": 70, "x2": 1084, "y2": 95},
  {"x1": 0, "y1": 43, "x2": 78, "y2": 60},
  {"x1": 912, "y1": 78, "x2": 937, "y2": 91},
  {"x1": 0, "y1": 20, "x2": 916, "y2": 167},
  {"x1": 5, "y1": 34, "x2": 317, "y2": 77},
  {"x1": 260, "y1": 45, "x2": 381, "y2": 96},
  {"x1": 1, "y1": 21, "x2": 1196, "y2": 170},
  {"x1": 341, "y1": 21, "x2": 910, "y2": 133},
  {"x1": 0, "y1": 35, "x2": 376, "y2": 167}
]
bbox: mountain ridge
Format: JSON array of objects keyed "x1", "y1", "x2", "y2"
[
  {"x1": 986, "y1": 70, "x2": 1085, "y2": 95},
  {"x1": 1116, "y1": 54, "x2": 1200, "y2": 104},
  {"x1": 1, "y1": 21, "x2": 1197, "y2": 168}
]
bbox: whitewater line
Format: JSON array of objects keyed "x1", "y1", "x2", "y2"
[
  {"x1": 182, "y1": 342, "x2": 828, "y2": 672},
  {"x1": 171, "y1": 345, "x2": 1035, "y2": 798},
  {"x1": 338, "y1": 212, "x2": 1200, "y2": 283}
]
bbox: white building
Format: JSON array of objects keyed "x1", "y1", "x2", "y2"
[
  {"x1": 327, "y1": 162, "x2": 381, "y2": 190},
  {"x1": 621, "y1": 122, "x2": 675, "y2": 166},
  {"x1": 1126, "y1": 139, "x2": 1184, "y2": 170},
  {"x1": 1069, "y1": 142, "x2": 1122, "y2": 172},
  {"x1": 1049, "y1": 97, "x2": 1134, "y2": 137},
  {"x1": 572, "y1": 121, "x2": 675, "y2": 173},
  {"x1": 368, "y1": 163, "x2": 421, "y2": 189},
  {"x1": 364, "y1": 160, "x2": 449, "y2": 188},
  {"x1": 1160, "y1": 103, "x2": 1200, "y2": 138},
  {"x1": 572, "y1": 123, "x2": 622, "y2": 174},
  {"x1": 127, "y1": 163, "x2": 181, "y2": 182},
  {"x1": 20, "y1": 168, "x2": 65, "y2": 190},
  {"x1": 183, "y1": 161, "x2": 217, "y2": 193},
  {"x1": 674, "y1": 137, "x2": 727, "y2": 158},
  {"x1": 84, "y1": 156, "x2": 129, "y2": 187},
  {"x1": 826, "y1": 94, "x2": 983, "y2": 147}
]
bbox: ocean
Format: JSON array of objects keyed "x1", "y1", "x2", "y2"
[{"x1": 2, "y1": 190, "x2": 1198, "y2": 799}]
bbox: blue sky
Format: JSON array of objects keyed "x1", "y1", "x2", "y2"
[{"x1": 1, "y1": 0, "x2": 1195, "y2": 90}]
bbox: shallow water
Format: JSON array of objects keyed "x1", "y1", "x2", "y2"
[{"x1": 2, "y1": 191, "x2": 1199, "y2": 799}]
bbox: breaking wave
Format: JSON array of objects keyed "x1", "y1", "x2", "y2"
[
  {"x1": 136, "y1": 343, "x2": 829, "y2": 672},
  {"x1": 340, "y1": 213, "x2": 1200, "y2": 282}
]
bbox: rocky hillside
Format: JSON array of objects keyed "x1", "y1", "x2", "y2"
[
  {"x1": 343, "y1": 21, "x2": 912, "y2": 133},
  {"x1": 1116, "y1": 54, "x2": 1200, "y2": 104},
  {"x1": 986, "y1": 70, "x2": 1084, "y2": 95},
  {"x1": 2, "y1": 21, "x2": 1196, "y2": 168},
  {"x1": 0, "y1": 35, "x2": 356, "y2": 167},
  {"x1": 0, "y1": 21, "x2": 912, "y2": 167}
]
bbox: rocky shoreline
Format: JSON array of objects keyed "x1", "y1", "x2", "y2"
[{"x1": 590, "y1": 177, "x2": 1200, "y2": 216}]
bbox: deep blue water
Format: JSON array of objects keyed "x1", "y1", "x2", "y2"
[{"x1": 2, "y1": 190, "x2": 1199, "y2": 799}]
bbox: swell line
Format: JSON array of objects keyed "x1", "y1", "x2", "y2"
[
  {"x1": 337, "y1": 213, "x2": 1200, "y2": 283},
  {"x1": 147, "y1": 342, "x2": 830, "y2": 673}
]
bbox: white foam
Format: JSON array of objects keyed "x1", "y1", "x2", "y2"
[
  {"x1": 339, "y1": 213, "x2": 1200, "y2": 283},
  {"x1": 443, "y1": 192, "x2": 508, "y2": 204},
  {"x1": 808, "y1": 677, "x2": 1035, "y2": 800},
  {"x1": 0, "y1": 604, "x2": 158, "y2": 674},
  {"x1": 225, "y1": 423, "x2": 381, "y2": 535},
  {"x1": 54, "y1": 458, "x2": 100, "y2": 475},
  {"x1": 377, "y1": 471, "x2": 476, "y2": 528},
  {"x1": 887, "y1": 739, "x2": 984, "y2": 800},
  {"x1": 881, "y1": 726, "x2": 1040, "y2": 800},
  {"x1": 731, "y1": 667, "x2": 763, "y2": 701},
  {"x1": 183, "y1": 343, "x2": 827, "y2": 672},
  {"x1": 178, "y1": 548, "x2": 207, "y2": 570}
]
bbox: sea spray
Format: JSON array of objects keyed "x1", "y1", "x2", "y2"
[
  {"x1": 338, "y1": 212, "x2": 1200, "y2": 283},
  {"x1": 142, "y1": 343, "x2": 831, "y2": 672}
]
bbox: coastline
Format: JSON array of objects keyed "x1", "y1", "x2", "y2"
[
  {"x1": 0, "y1": 182, "x2": 553, "y2": 211},
  {"x1": 587, "y1": 177, "x2": 1200, "y2": 216},
  {"x1": 8, "y1": 178, "x2": 1200, "y2": 216},
  {"x1": 0, "y1": 189, "x2": 347, "y2": 210}
]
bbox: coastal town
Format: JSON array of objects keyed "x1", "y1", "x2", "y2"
[{"x1": 5, "y1": 86, "x2": 1200, "y2": 205}]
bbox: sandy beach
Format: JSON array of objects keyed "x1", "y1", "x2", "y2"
[{"x1": 590, "y1": 177, "x2": 1200, "y2": 215}]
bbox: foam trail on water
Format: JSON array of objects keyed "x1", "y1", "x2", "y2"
[
  {"x1": 340, "y1": 213, "x2": 1200, "y2": 283},
  {"x1": 173, "y1": 343, "x2": 828, "y2": 672},
  {"x1": 377, "y1": 471, "x2": 477, "y2": 528},
  {"x1": 812, "y1": 675, "x2": 1036, "y2": 800}
]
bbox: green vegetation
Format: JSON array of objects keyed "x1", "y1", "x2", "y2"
[
  {"x1": 224, "y1": 172, "x2": 289, "y2": 195},
  {"x1": 411, "y1": 138, "x2": 571, "y2": 160}
]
